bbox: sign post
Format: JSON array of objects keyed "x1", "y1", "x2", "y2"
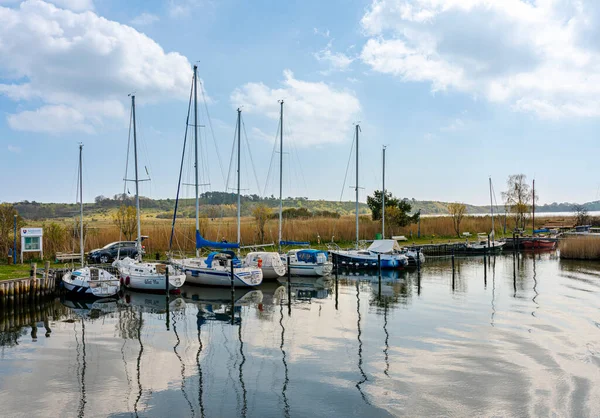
[{"x1": 20, "y1": 228, "x2": 43, "y2": 263}]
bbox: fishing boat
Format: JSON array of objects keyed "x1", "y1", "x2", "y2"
[
  {"x1": 466, "y1": 179, "x2": 505, "y2": 254},
  {"x1": 61, "y1": 145, "x2": 120, "y2": 298},
  {"x1": 330, "y1": 129, "x2": 409, "y2": 270},
  {"x1": 169, "y1": 66, "x2": 262, "y2": 288},
  {"x1": 283, "y1": 249, "x2": 333, "y2": 276},
  {"x1": 112, "y1": 95, "x2": 186, "y2": 293}
]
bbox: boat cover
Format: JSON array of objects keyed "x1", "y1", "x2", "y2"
[
  {"x1": 296, "y1": 249, "x2": 328, "y2": 263},
  {"x1": 367, "y1": 239, "x2": 402, "y2": 254},
  {"x1": 196, "y1": 230, "x2": 239, "y2": 249},
  {"x1": 280, "y1": 240, "x2": 310, "y2": 246}
]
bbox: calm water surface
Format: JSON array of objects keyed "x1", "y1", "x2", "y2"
[{"x1": 1, "y1": 253, "x2": 600, "y2": 417}]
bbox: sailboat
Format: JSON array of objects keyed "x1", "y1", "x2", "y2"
[
  {"x1": 61, "y1": 144, "x2": 120, "y2": 298},
  {"x1": 275, "y1": 101, "x2": 333, "y2": 277},
  {"x1": 466, "y1": 178, "x2": 505, "y2": 254},
  {"x1": 112, "y1": 95, "x2": 186, "y2": 293},
  {"x1": 228, "y1": 107, "x2": 286, "y2": 280},
  {"x1": 520, "y1": 180, "x2": 557, "y2": 250},
  {"x1": 170, "y1": 66, "x2": 263, "y2": 287},
  {"x1": 331, "y1": 129, "x2": 409, "y2": 270}
]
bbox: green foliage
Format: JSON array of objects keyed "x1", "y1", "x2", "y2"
[
  {"x1": 252, "y1": 204, "x2": 271, "y2": 244},
  {"x1": 367, "y1": 190, "x2": 418, "y2": 227},
  {"x1": 112, "y1": 205, "x2": 137, "y2": 240},
  {"x1": 0, "y1": 204, "x2": 25, "y2": 256}
]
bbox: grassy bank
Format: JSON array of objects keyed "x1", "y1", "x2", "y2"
[{"x1": 559, "y1": 236, "x2": 600, "y2": 260}]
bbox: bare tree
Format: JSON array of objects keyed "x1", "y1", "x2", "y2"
[
  {"x1": 448, "y1": 202, "x2": 467, "y2": 237},
  {"x1": 112, "y1": 205, "x2": 137, "y2": 240},
  {"x1": 573, "y1": 204, "x2": 590, "y2": 226},
  {"x1": 501, "y1": 174, "x2": 532, "y2": 230}
]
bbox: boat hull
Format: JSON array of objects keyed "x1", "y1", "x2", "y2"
[
  {"x1": 62, "y1": 269, "x2": 120, "y2": 298},
  {"x1": 332, "y1": 252, "x2": 408, "y2": 270},
  {"x1": 288, "y1": 262, "x2": 333, "y2": 277},
  {"x1": 261, "y1": 265, "x2": 287, "y2": 280},
  {"x1": 521, "y1": 239, "x2": 556, "y2": 250}
]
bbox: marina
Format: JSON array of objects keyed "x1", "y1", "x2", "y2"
[{"x1": 1, "y1": 254, "x2": 599, "y2": 416}]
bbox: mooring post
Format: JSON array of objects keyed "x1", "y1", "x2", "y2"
[
  {"x1": 483, "y1": 255, "x2": 487, "y2": 287},
  {"x1": 287, "y1": 256, "x2": 292, "y2": 315},
  {"x1": 417, "y1": 271, "x2": 421, "y2": 296},
  {"x1": 230, "y1": 258, "x2": 235, "y2": 324},
  {"x1": 30, "y1": 263, "x2": 36, "y2": 279},
  {"x1": 377, "y1": 253, "x2": 382, "y2": 299},
  {"x1": 451, "y1": 248, "x2": 455, "y2": 290},
  {"x1": 165, "y1": 264, "x2": 170, "y2": 295},
  {"x1": 44, "y1": 261, "x2": 50, "y2": 280},
  {"x1": 416, "y1": 248, "x2": 421, "y2": 271},
  {"x1": 487, "y1": 234, "x2": 491, "y2": 252}
]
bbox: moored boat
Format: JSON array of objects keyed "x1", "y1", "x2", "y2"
[
  {"x1": 283, "y1": 249, "x2": 333, "y2": 276},
  {"x1": 244, "y1": 251, "x2": 286, "y2": 280}
]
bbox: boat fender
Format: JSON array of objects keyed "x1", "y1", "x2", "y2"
[
  {"x1": 258, "y1": 258, "x2": 263, "y2": 268},
  {"x1": 125, "y1": 276, "x2": 130, "y2": 286},
  {"x1": 126, "y1": 294, "x2": 130, "y2": 304},
  {"x1": 120, "y1": 277, "x2": 124, "y2": 285}
]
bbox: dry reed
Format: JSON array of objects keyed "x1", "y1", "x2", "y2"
[{"x1": 559, "y1": 236, "x2": 600, "y2": 260}]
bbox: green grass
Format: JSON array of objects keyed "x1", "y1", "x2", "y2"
[{"x1": 0, "y1": 261, "x2": 65, "y2": 281}]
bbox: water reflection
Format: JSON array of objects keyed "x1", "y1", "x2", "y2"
[{"x1": 1, "y1": 254, "x2": 600, "y2": 417}]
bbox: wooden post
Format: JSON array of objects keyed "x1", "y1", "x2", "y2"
[
  {"x1": 416, "y1": 248, "x2": 421, "y2": 271},
  {"x1": 483, "y1": 255, "x2": 487, "y2": 288},
  {"x1": 287, "y1": 255, "x2": 291, "y2": 316},
  {"x1": 230, "y1": 257, "x2": 235, "y2": 325},
  {"x1": 30, "y1": 263, "x2": 37, "y2": 279},
  {"x1": 378, "y1": 254, "x2": 382, "y2": 299},
  {"x1": 165, "y1": 264, "x2": 169, "y2": 295},
  {"x1": 44, "y1": 261, "x2": 50, "y2": 280}
]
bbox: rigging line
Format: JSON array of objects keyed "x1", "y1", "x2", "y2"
[
  {"x1": 225, "y1": 116, "x2": 238, "y2": 194},
  {"x1": 339, "y1": 130, "x2": 356, "y2": 202},
  {"x1": 285, "y1": 118, "x2": 308, "y2": 195},
  {"x1": 200, "y1": 79, "x2": 227, "y2": 185},
  {"x1": 263, "y1": 119, "x2": 281, "y2": 197},
  {"x1": 170, "y1": 76, "x2": 194, "y2": 252},
  {"x1": 241, "y1": 116, "x2": 262, "y2": 196}
]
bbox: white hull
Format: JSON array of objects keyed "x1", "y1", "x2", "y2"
[
  {"x1": 113, "y1": 258, "x2": 185, "y2": 292},
  {"x1": 261, "y1": 265, "x2": 287, "y2": 280},
  {"x1": 172, "y1": 258, "x2": 263, "y2": 288},
  {"x1": 288, "y1": 262, "x2": 333, "y2": 277},
  {"x1": 61, "y1": 267, "x2": 120, "y2": 298},
  {"x1": 244, "y1": 252, "x2": 286, "y2": 280}
]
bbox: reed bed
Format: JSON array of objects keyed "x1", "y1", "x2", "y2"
[
  {"x1": 31, "y1": 214, "x2": 557, "y2": 258},
  {"x1": 559, "y1": 236, "x2": 600, "y2": 260}
]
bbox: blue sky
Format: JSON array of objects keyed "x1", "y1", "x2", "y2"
[{"x1": 2, "y1": 0, "x2": 600, "y2": 206}]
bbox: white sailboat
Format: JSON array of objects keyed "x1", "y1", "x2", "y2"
[
  {"x1": 466, "y1": 178, "x2": 505, "y2": 253},
  {"x1": 170, "y1": 66, "x2": 263, "y2": 287},
  {"x1": 273, "y1": 101, "x2": 333, "y2": 277},
  {"x1": 112, "y1": 95, "x2": 186, "y2": 293},
  {"x1": 330, "y1": 128, "x2": 409, "y2": 270},
  {"x1": 61, "y1": 144, "x2": 120, "y2": 298}
]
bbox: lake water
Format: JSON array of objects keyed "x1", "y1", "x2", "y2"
[{"x1": 1, "y1": 253, "x2": 600, "y2": 417}]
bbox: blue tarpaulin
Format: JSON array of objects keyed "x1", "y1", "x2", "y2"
[{"x1": 196, "y1": 230, "x2": 239, "y2": 250}]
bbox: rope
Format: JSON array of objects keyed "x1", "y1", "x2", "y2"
[
  {"x1": 241, "y1": 116, "x2": 262, "y2": 196},
  {"x1": 200, "y1": 80, "x2": 227, "y2": 186}
]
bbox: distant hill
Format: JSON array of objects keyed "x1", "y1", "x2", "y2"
[{"x1": 6, "y1": 192, "x2": 592, "y2": 220}]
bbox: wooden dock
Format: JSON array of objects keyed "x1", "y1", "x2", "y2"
[{"x1": 0, "y1": 262, "x2": 59, "y2": 308}]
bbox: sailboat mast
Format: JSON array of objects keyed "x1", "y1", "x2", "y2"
[
  {"x1": 79, "y1": 144, "x2": 84, "y2": 267},
  {"x1": 131, "y1": 95, "x2": 142, "y2": 259},
  {"x1": 355, "y1": 124, "x2": 360, "y2": 248},
  {"x1": 237, "y1": 108, "x2": 242, "y2": 248},
  {"x1": 532, "y1": 179, "x2": 535, "y2": 236},
  {"x1": 489, "y1": 177, "x2": 494, "y2": 239},
  {"x1": 278, "y1": 100, "x2": 283, "y2": 251},
  {"x1": 382, "y1": 145, "x2": 386, "y2": 239},
  {"x1": 194, "y1": 65, "x2": 200, "y2": 258}
]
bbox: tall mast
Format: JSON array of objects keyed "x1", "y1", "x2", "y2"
[
  {"x1": 132, "y1": 95, "x2": 142, "y2": 259},
  {"x1": 278, "y1": 100, "x2": 283, "y2": 251},
  {"x1": 194, "y1": 65, "x2": 200, "y2": 258},
  {"x1": 355, "y1": 124, "x2": 360, "y2": 248},
  {"x1": 237, "y1": 108, "x2": 242, "y2": 249},
  {"x1": 489, "y1": 177, "x2": 494, "y2": 240},
  {"x1": 79, "y1": 143, "x2": 84, "y2": 267},
  {"x1": 532, "y1": 179, "x2": 535, "y2": 236},
  {"x1": 382, "y1": 145, "x2": 386, "y2": 239}
]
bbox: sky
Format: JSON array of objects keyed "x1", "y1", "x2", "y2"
[{"x1": 1, "y1": 0, "x2": 600, "y2": 206}]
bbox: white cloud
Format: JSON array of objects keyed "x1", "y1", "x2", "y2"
[
  {"x1": 7, "y1": 144, "x2": 22, "y2": 153},
  {"x1": 168, "y1": 0, "x2": 204, "y2": 17},
  {"x1": 47, "y1": 0, "x2": 93, "y2": 11},
  {"x1": 130, "y1": 12, "x2": 159, "y2": 26},
  {"x1": 360, "y1": 0, "x2": 600, "y2": 118},
  {"x1": 0, "y1": 0, "x2": 191, "y2": 134},
  {"x1": 231, "y1": 70, "x2": 361, "y2": 146},
  {"x1": 314, "y1": 41, "x2": 354, "y2": 74},
  {"x1": 8, "y1": 105, "x2": 93, "y2": 134}
]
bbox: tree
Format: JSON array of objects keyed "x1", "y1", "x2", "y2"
[
  {"x1": 252, "y1": 204, "x2": 271, "y2": 244},
  {"x1": 448, "y1": 202, "x2": 467, "y2": 237},
  {"x1": 112, "y1": 205, "x2": 137, "y2": 240},
  {"x1": 573, "y1": 204, "x2": 590, "y2": 226},
  {"x1": 501, "y1": 174, "x2": 532, "y2": 230},
  {"x1": 368, "y1": 190, "x2": 418, "y2": 228}
]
